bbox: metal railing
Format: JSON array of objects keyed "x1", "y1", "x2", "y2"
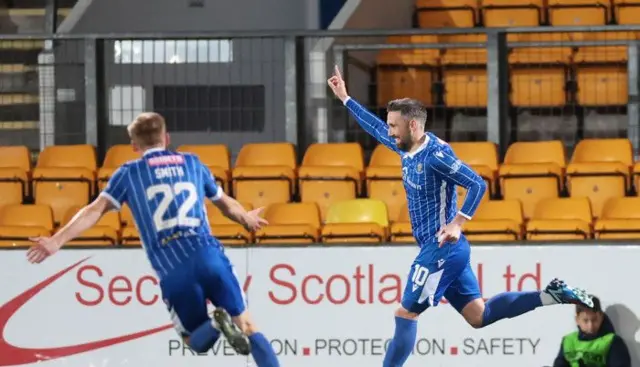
[{"x1": 0, "y1": 26, "x2": 637, "y2": 161}]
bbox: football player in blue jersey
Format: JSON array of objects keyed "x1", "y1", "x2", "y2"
[
  {"x1": 328, "y1": 66, "x2": 594, "y2": 367},
  {"x1": 27, "y1": 112, "x2": 280, "y2": 367}
]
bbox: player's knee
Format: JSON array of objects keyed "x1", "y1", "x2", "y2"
[
  {"x1": 467, "y1": 316, "x2": 484, "y2": 329},
  {"x1": 461, "y1": 300, "x2": 485, "y2": 329},
  {"x1": 394, "y1": 307, "x2": 419, "y2": 320}
]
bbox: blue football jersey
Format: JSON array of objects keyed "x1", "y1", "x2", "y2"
[
  {"x1": 100, "y1": 148, "x2": 222, "y2": 278},
  {"x1": 344, "y1": 97, "x2": 487, "y2": 262}
]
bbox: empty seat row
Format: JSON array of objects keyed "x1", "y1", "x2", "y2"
[
  {"x1": 455, "y1": 139, "x2": 640, "y2": 218},
  {"x1": 2, "y1": 196, "x2": 639, "y2": 247},
  {"x1": 416, "y1": 0, "x2": 640, "y2": 28},
  {"x1": 1, "y1": 138, "x2": 638, "y2": 223},
  {"x1": 380, "y1": 33, "x2": 634, "y2": 66},
  {"x1": 378, "y1": 63, "x2": 626, "y2": 108},
  {"x1": 377, "y1": 34, "x2": 629, "y2": 108},
  {"x1": 0, "y1": 142, "x2": 402, "y2": 221}
]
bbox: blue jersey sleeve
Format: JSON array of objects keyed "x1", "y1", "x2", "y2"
[
  {"x1": 344, "y1": 97, "x2": 401, "y2": 154},
  {"x1": 428, "y1": 150, "x2": 487, "y2": 219},
  {"x1": 100, "y1": 166, "x2": 129, "y2": 210},
  {"x1": 199, "y1": 160, "x2": 223, "y2": 201}
]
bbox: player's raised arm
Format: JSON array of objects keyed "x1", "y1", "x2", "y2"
[
  {"x1": 327, "y1": 65, "x2": 399, "y2": 153},
  {"x1": 198, "y1": 159, "x2": 268, "y2": 232},
  {"x1": 429, "y1": 149, "x2": 487, "y2": 220},
  {"x1": 26, "y1": 166, "x2": 128, "y2": 264}
]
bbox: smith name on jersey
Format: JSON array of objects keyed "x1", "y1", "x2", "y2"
[{"x1": 100, "y1": 148, "x2": 223, "y2": 278}]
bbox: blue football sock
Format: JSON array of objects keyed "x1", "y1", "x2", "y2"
[
  {"x1": 382, "y1": 316, "x2": 418, "y2": 367},
  {"x1": 188, "y1": 321, "x2": 221, "y2": 353},
  {"x1": 249, "y1": 333, "x2": 280, "y2": 367},
  {"x1": 481, "y1": 291, "x2": 543, "y2": 327}
]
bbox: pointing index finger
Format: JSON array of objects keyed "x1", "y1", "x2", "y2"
[{"x1": 334, "y1": 65, "x2": 342, "y2": 79}]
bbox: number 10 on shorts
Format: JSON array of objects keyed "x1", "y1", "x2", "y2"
[{"x1": 411, "y1": 264, "x2": 429, "y2": 291}]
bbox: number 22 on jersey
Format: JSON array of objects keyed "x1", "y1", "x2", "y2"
[{"x1": 146, "y1": 182, "x2": 201, "y2": 231}]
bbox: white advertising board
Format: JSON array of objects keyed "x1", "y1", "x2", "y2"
[{"x1": 0, "y1": 245, "x2": 639, "y2": 367}]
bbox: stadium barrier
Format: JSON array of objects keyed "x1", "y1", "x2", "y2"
[
  {"x1": 2, "y1": 25, "x2": 640, "y2": 157},
  {"x1": 1, "y1": 243, "x2": 638, "y2": 367}
]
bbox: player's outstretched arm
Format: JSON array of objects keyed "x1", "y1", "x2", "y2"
[
  {"x1": 327, "y1": 65, "x2": 399, "y2": 153},
  {"x1": 213, "y1": 193, "x2": 268, "y2": 232},
  {"x1": 429, "y1": 150, "x2": 487, "y2": 221},
  {"x1": 26, "y1": 196, "x2": 116, "y2": 264},
  {"x1": 198, "y1": 157, "x2": 268, "y2": 232}
]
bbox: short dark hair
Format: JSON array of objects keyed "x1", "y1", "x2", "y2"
[
  {"x1": 576, "y1": 295, "x2": 602, "y2": 315},
  {"x1": 387, "y1": 98, "x2": 428, "y2": 128}
]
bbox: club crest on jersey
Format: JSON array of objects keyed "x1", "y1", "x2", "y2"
[
  {"x1": 402, "y1": 166, "x2": 423, "y2": 191},
  {"x1": 416, "y1": 163, "x2": 423, "y2": 173},
  {"x1": 148, "y1": 155, "x2": 185, "y2": 166}
]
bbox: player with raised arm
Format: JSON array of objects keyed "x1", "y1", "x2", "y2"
[
  {"x1": 26, "y1": 112, "x2": 280, "y2": 367},
  {"x1": 327, "y1": 66, "x2": 594, "y2": 367}
]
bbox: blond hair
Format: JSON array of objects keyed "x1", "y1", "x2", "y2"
[{"x1": 127, "y1": 112, "x2": 166, "y2": 148}]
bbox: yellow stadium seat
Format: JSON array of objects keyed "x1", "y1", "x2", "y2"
[
  {"x1": 594, "y1": 197, "x2": 640, "y2": 239},
  {"x1": 576, "y1": 66, "x2": 628, "y2": 106},
  {"x1": 33, "y1": 145, "x2": 97, "y2": 225},
  {"x1": 98, "y1": 145, "x2": 140, "y2": 190},
  {"x1": 573, "y1": 32, "x2": 631, "y2": 64},
  {"x1": 463, "y1": 200, "x2": 524, "y2": 241},
  {"x1": 632, "y1": 162, "x2": 640, "y2": 190},
  {"x1": 121, "y1": 226, "x2": 141, "y2": 247},
  {"x1": 511, "y1": 68, "x2": 567, "y2": 107},
  {"x1": 322, "y1": 199, "x2": 388, "y2": 243},
  {"x1": 449, "y1": 142, "x2": 497, "y2": 194},
  {"x1": 509, "y1": 33, "x2": 573, "y2": 65},
  {"x1": 206, "y1": 201, "x2": 253, "y2": 246},
  {"x1": 548, "y1": 0, "x2": 611, "y2": 26},
  {"x1": 443, "y1": 68, "x2": 487, "y2": 108},
  {"x1": 36, "y1": 144, "x2": 97, "y2": 170},
  {"x1": 526, "y1": 197, "x2": 593, "y2": 240},
  {"x1": 441, "y1": 34, "x2": 487, "y2": 66},
  {"x1": 299, "y1": 143, "x2": 364, "y2": 219},
  {"x1": 567, "y1": 139, "x2": 632, "y2": 191},
  {"x1": 416, "y1": 0, "x2": 478, "y2": 28},
  {"x1": 456, "y1": 185, "x2": 489, "y2": 211},
  {"x1": 0, "y1": 204, "x2": 54, "y2": 247},
  {"x1": 499, "y1": 140, "x2": 566, "y2": 192},
  {"x1": 366, "y1": 144, "x2": 402, "y2": 183},
  {"x1": 376, "y1": 35, "x2": 441, "y2": 65},
  {"x1": 377, "y1": 36, "x2": 441, "y2": 67},
  {"x1": 568, "y1": 176, "x2": 626, "y2": 218},
  {"x1": 502, "y1": 177, "x2": 560, "y2": 220},
  {"x1": 366, "y1": 145, "x2": 405, "y2": 221},
  {"x1": 62, "y1": 206, "x2": 120, "y2": 246},
  {"x1": 390, "y1": 207, "x2": 415, "y2": 243},
  {"x1": 120, "y1": 203, "x2": 135, "y2": 228},
  {"x1": 119, "y1": 204, "x2": 141, "y2": 246},
  {"x1": 571, "y1": 138, "x2": 633, "y2": 166},
  {"x1": 369, "y1": 180, "x2": 407, "y2": 223},
  {"x1": 377, "y1": 66, "x2": 435, "y2": 107},
  {"x1": 614, "y1": 0, "x2": 640, "y2": 24},
  {"x1": 255, "y1": 203, "x2": 321, "y2": 244},
  {"x1": 376, "y1": 36, "x2": 439, "y2": 107},
  {"x1": 232, "y1": 143, "x2": 296, "y2": 209},
  {"x1": 481, "y1": 0, "x2": 544, "y2": 27},
  {"x1": 303, "y1": 180, "x2": 356, "y2": 221},
  {"x1": 177, "y1": 144, "x2": 231, "y2": 192},
  {"x1": 0, "y1": 145, "x2": 30, "y2": 208}
]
